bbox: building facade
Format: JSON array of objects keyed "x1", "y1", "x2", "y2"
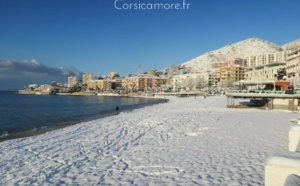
[
  {"x1": 211, "y1": 69, "x2": 220, "y2": 86},
  {"x1": 68, "y1": 76, "x2": 78, "y2": 87},
  {"x1": 171, "y1": 73, "x2": 214, "y2": 91},
  {"x1": 246, "y1": 51, "x2": 286, "y2": 67},
  {"x1": 220, "y1": 66, "x2": 246, "y2": 82},
  {"x1": 122, "y1": 77, "x2": 169, "y2": 91},
  {"x1": 82, "y1": 74, "x2": 94, "y2": 84},
  {"x1": 87, "y1": 80, "x2": 112, "y2": 91},
  {"x1": 110, "y1": 79, "x2": 123, "y2": 90},
  {"x1": 286, "y1": 49, "x2": 300, "y2": 79},
  {"x1": 211, "y1": 61, "x2": 227, "y2": 69},
  {"x1": 227, "y1": 58, "x2": 247, "y2": 67},
  {"x1": 245, "y1": 62, "x2": 286, "y2": 82}
]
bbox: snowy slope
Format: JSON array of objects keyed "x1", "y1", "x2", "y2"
[
  {"x1": 0, "y1": 96, "x2": 295, "y2": 185},
  {"x1": 282, "y1": 38, "x2": 300, "y2": 50},
  {"x1": 181, "y1": 38, "x2": 283, "y2": 72}
]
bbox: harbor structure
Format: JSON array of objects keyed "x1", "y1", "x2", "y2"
[{"x1": 225, "y1": 86, "x2": 300, "y2": 111}]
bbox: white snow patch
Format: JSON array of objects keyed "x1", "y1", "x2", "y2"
[
  {"x1": 0, "y1": 96, "x2": 296, "y2": 185},
  {"x1": 266, "y1": 151, "x2": 300, "y2": 168},
  {"x1": 291, "y1": 126, "x2": 300, "y2": 131}
]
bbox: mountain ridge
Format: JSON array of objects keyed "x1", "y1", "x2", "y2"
[
  {"x1": 281, "y1": 39, "x2": 300, "y2": 50},
  {"x1": 180, "y1": 37, "x2": 284, "y2": 72}
]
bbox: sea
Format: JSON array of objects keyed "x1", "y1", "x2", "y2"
[{"x1": 0, "y1": 91, "x2": 166, "y2": 141}]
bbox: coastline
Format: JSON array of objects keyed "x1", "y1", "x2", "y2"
[
  {"x1": 0, "y1": 95, "x2": 168, "y2": 143},
  {"x1": 0, "y1": 95, "x2": 295, "y2": 185},
  {"x1": 0, "y1": 112, "x2": 118, "y2": 143},
  {"x1": 18, "y1": 90, "x2": 204, "y2": 97}
]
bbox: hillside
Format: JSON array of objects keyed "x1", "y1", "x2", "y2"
[
  {"x1": 181, "y1": 38, "x2": 283, "y2": 72},
  {"x1": 282, "y1": 38, "x2": 300, "y2": 50}
]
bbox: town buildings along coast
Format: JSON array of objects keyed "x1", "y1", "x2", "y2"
[{"x1": 18, "y1": 38, "x2": 300, "y2": 110}]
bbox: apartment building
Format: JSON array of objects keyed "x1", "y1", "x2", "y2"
[
  {"x1": 87, "y1": 80, "x2": 112, "y2": 91},
  {"x1": 122, "y1": 77, "x2": 169, "y2": 91},
  {"x1": 211, "y1": 68, "x2": 220, "y2": 86},
  {"x1": 246, "y1": 51, "x2": 286, "y2": 67},
  {"x1": 220, "y1": 66, "x2": 246, "y2": 82},
  {"x1": 110, "y1": 79, "x2": 123, "y2": 89},
  {"x1": 245, "y1": 62, "x2": 286, "y2": 82},
  {"x1": 211, "y1": 61, "x2": 227, "y2": 69},
  {"x1": 82, "y1": 74, "x2": 94, "y2": 84},
  {"x1": 286, "y1": 49, "x2": 300, "y2": 79},
  {"x1": 227, "y1": 58, "x2": 247, "y2": 67},
  {"x1": 172, "y1": 73, "x2": 214, "y2": 91},
  {"x1": 67, "y1": 76, "x2": 78, "y2": 87}
]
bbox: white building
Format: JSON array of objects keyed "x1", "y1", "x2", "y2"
[
  {"x1": 245, "y1": 62, "x2": 286, "y2": 82},
  {"x1": 172, "y1": 73, "x2": 213, "y2": 91},
  {"x1": 247, "y1": 52, "x2": 286, "y2": 67},
  {"x1": 286, "y1": 48, "x2": 300, "y2": 79}
]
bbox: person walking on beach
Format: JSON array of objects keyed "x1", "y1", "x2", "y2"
[{"x1": 116, "y1": 106, "x2": 119, "y2": 114}]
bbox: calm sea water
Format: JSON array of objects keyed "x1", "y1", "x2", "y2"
[{"x1": 0, "y1": 91, "x2": 165, "y2": 141}]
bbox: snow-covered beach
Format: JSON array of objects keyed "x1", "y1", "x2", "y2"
[{"x1": 0, "y1": 95, "x2": 296, "y2": 185}]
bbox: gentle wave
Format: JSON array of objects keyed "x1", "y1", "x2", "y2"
[{"x1": 0, "y1": 92, "x2": 166, "y2": 142}]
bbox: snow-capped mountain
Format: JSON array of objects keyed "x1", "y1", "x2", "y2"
[
  {"x1": 158, "y1": 37, "x2": 300, "y2": 77},
  {"x1": 281, "y1": 38, "x2": 300, "y2": 50},
  {"x1": 181, "y1": 38, "x2": 283, "y2": 72}
]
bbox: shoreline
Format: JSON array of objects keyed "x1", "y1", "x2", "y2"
[
  {"x1": 0, "y1": 112, "x2": 119, "y2": 143},
  {"x1": 0, "y1": 96, "x2": 169, "y2": 143},
  {"x1": 18, "y1": 90, "x2": 205, "y2": 97},
  {"x1": 0, "y1": 96, "x2": 295, "y2": 185}
]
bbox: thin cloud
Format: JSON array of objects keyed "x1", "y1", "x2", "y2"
[{"x1": 0, "y1": 59, "x2": 83, "y2": 77}]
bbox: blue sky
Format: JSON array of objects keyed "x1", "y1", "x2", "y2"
[{"x1": 0, "y1": 0, "x2": 300, "y2": 90}]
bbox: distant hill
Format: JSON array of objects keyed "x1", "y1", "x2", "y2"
[
  {"x1": 181, "y1": 38, "x2": 283, "y2": 72},
  {"x1": 157, "y1": 37, "x2": 300, "y2": 77},
  {"x1": 281, "y1": 38, "x2": 300, "y2": 50}
]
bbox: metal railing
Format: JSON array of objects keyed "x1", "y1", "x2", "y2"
[{"x1": 231, "y1": 90, "x2": 300, "y2": 95}]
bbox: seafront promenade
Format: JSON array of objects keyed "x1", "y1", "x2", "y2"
[
  {"x1": 226, "y1": 90, "x2": 300, "y2": 110},
  {"x1": 0, "y1": 96, "x2": 295, "y2": 185}
]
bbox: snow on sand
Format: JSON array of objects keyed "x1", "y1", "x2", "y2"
[{"x1": 0, "y1": 96, "x2": 296, "y2": 185}]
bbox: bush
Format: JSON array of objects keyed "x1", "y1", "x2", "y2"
[{"x1": 69, "y1": 85, "x2": 81, "y2": 93}]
